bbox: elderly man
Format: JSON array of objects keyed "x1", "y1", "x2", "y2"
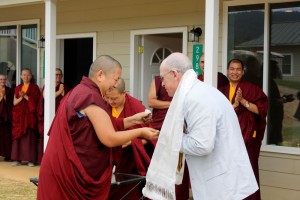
[
  {"x1": 37, "y1": 55, "x2": 159, "y2": 200},
  {"x1": 219, "y1": 59, "x2": 268, "y2": 200},
  {"x1": 143, "y1": 52, "x2": 258, "y2": 200}
]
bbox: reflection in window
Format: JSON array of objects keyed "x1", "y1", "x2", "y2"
[
  {"x1": 267, "y1": 2, "x2": 300, "y2": 147},
  {"x1": 228, "y1": 4, "x2": 264, "y2": 88},
  {"x1": 0, "y1": 26, "x2": 17, "y2": 88},
  {"x1": 21, "y1": 24, "x2": 37, "y2": 83}
]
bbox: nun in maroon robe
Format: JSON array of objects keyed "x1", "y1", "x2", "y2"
[
  {"x1": 0, "y1": 75, "x2": 14, "y2": 160},
  {"x1": 37, "y1": 81, "x2": 70, "y2": 163},
  {"x1": 11, "y1": 68, "x2": 40, "y2": 165},
  {"x1": 106, "y1": 87, "x2": 156, "y2": 199},
  {"x1": 38, "y1": 77, "x2": 115, "y2": 200},
  {"x1": 37, "y1": 55, "x2": 158, "y2": 200},
  {"x1": 220, "y1": 59, "x2": 268, "y2": 200}
]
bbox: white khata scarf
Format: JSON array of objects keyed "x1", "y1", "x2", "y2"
[{"x1": 143, "y1": 69, "x2": 197, "y2": 200}]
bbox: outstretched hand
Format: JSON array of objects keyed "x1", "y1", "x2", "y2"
[
  {"x1": 132, "y1": 111, "x2": 152, "y2": 125},
  {"x1": 141, "y1": 127, "x2": 159, "y2": 141}
]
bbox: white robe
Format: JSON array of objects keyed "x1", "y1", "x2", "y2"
[{"x1": 181, "y1": 80, "x2": 258, "y2": 200}]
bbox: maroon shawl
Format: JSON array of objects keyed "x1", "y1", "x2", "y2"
[
  {"x1": 12, "y1": 83, "x2": 40, "y2": 140},
  {"x1": 38, "y1": 77, "x2": 114, "y2": 200}
]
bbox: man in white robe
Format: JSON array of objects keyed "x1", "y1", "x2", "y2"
[{"x1": 143, "y1": 52, "x2": 258, "y2": 200}]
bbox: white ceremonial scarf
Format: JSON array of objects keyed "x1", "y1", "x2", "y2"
[{"x1": 143, "y1": 69, "x2": 197, "y2": 200}]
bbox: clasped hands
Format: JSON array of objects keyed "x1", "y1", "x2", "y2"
[{"x1": 233, "y1": 87, "x2": 243, "y2": 109}]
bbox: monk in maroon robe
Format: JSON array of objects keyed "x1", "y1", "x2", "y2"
[
  {"x1": 219, "y1": 59, "x2": 268, "y2": 200},
  {"x1": 148, "y1": 76, "x2": 190, "y2": 200},
  {"x1": 106, "y1": 78, "x2": 156, "y2": 199},
  {"x1": 197, "y1": 53, "x2": 229, "y2": 89},
  {"x1": 37, "y1": 55, "x2": 159, "y2": 200},
  {"x1": 37, "y1": 68, "x2": 70, "y2": 163},
  {"x1": 11, "y1": 68, "x2": 40, "y2": 167},
  {"x1": 0, "y1": 74, "x2": 14, "y2": 161}
]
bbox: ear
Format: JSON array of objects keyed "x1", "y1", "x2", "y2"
[{"x1": 96, "y1": 70, "x2": 105, "y2": 82}]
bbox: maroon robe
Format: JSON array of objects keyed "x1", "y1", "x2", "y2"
[
  {"x1": 219, "y1": 80, "x2": 268, "y2": 200},
  {"x1": 38, "y1": 77, "x2": 122, "y2": 200},
  {"x1": 108, "y1": 94, "x2": 156, "y2": 200},
  {"x1": 151, "y1": 76, "x2": 172, "y2": 130},
  {"x1": 0, "y1": 86, "x2": 14, "y2": 159},
  {"x1": 198, "y1": 72, "x2": 229, "y2": 89},
  {"x1": 150, "y1": 77, "x2": 190, "y2": 200},
  {"x1": 37, "y1": 83, "x2": 70, "y2": 163},
  {"x1": 11, "y1": 83, "x2": 40, "y2": 162}
]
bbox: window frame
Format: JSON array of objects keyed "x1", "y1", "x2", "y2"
[
  {"x1": 281, "y1": 53, "x2": 293, "y2": 76},
  {"x1": 0, "y1": 19, "x2": 41, "y2": 87},
  {"x1": 223, "y1": 0, "x2": 300, "y2": 155}
]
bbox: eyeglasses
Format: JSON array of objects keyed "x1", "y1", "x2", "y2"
[{"x1": 160, "y1": 70, "x2": 173, "y2": 82}]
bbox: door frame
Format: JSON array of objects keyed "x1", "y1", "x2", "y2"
[
  {"x1": 130, "y1": 27, "x2": 188, "y2": 98},
  {"x1": 56, "y1": 32, "x2": 97, "y2": 70}
]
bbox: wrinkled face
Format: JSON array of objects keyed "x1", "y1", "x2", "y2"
[
  {"x1": 227, "y1": 61, "x2": 244, "y2": 83},
  {"x1": 21, "y1": 69, "x2": 32, "y2": 83},
  {"x1": 0, "y1": 75, "x2": 6, "y2": 86},
  {"x1": 106, "y1": 89, "x2": 125, "y2": 108},
  {"x1": 101, "y1": 67, "x2": 122, "y2": 97},
  {"x1": 56, "y1": 70, "x2": 63, "y2": 84},
  {"x1": 160, "y1": 66, "x2": 179, "y2": 97},
  {"x1": 200, "y1": 54, "x2": 204, "y2": 73}
]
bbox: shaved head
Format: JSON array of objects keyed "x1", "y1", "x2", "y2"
[{"x1": 88, "y1": 55, "x2": 122, "y2": 78}]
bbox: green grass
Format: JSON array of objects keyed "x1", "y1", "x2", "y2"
[
  {"x1": 0, "y1": 178, "x2": 36, "y2": 200},
  {"x1": 282, "y1": 125, "x2": 300, "y2": 147},
  {"x1": 275, "y1": 79, "x2": 300, "y2": 90}
]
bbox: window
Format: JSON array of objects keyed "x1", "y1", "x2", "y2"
[
  {"x1": 0, "y1": 26, "x2": 17, "y2": 88},
  {"x1": 0, "y1": 20, "x2": 39, "y2": 87},
  {"x1": 282, "y1": 54, "x2": 292, "y2": 76},
  {"x1": 225, "y1": 1, "x2": 300, "y2": 151}
]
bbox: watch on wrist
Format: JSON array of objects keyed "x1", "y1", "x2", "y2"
[{"x1": 245, "y1": 101, "x2": 250, "y2": 108}]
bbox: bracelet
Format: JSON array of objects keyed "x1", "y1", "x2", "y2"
[{"x1": 244, "y1": 101, "x2": 250, "y2": 108}]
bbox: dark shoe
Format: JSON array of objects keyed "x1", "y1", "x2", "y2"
[{"x1": 4, "y1": 157, "x2": 11, "y2": 161}]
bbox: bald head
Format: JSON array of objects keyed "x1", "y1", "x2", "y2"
[
  {"x1": 115, "y1": 78, "x2": 126, "y2": 94},
  {"x1": 89, "y1": 55, "x2": 122, "y2": 78},
  {"x1": 161, "y1": 52, "x2": 192, "y2": 74}
]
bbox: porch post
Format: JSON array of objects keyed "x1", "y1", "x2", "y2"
[
  {"x1": 204, "y1": 0, "x2": 219, "y2": 88},
  {"x1": 44, "y1": 0, "x2": 57, "y2": 150}
]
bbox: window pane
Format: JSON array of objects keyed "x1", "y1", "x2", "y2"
[
  {"x1": 21, "y1": 24, "x2": 38, "y2": 83},
  {"x1": 267, "y1": 2, "x2": 300, "y2": 147},
  {"x1": 0, "y1": 26, "x2": 17, "y2": 88},
  {"x1": 228, "y1": 4, "x2": 264, "y2": 88}
]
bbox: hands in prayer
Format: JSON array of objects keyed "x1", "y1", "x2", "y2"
[
  {"x1": 0, "y1": 87, "x2": 4, "y2": 100},
  {"x1": 59, "y1": 84, "x2": 65, "y2": 96},
  {"x1": 233, "y1": 87, "x2": 242, "y2": 109}
]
